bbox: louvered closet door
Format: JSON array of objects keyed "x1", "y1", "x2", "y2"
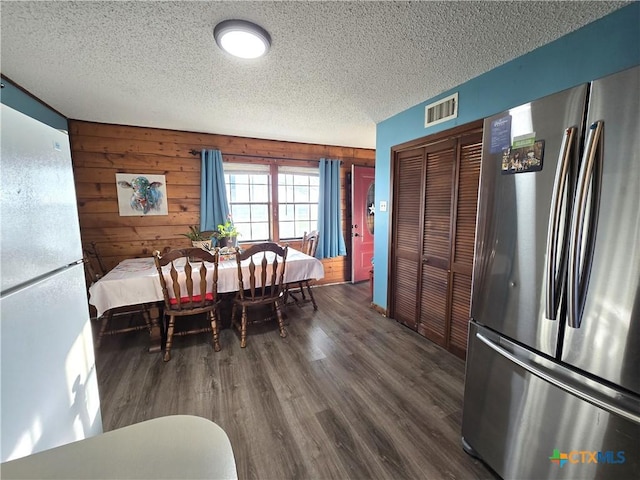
[
  {"x1": 390, "y1": 121, "x2": 483, "y2": 358},
  {"x1": 391, "y1": 148, "x2": 424, "y2": 329},
  {"x1": 418, "y1": 140, "x2": 456, "y2": 345},
  {"x1": 449, "y1": 133, "x2": 482, "y2": 358}
]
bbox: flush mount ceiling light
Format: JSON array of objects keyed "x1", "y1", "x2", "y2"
[{"x1": 214, "y1": 20, "x2": 271, "y2": 59}]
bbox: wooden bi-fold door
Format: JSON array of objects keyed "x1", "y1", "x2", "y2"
[{"x1": 390, "y1": 122, "x2": 482, "y2": 359}]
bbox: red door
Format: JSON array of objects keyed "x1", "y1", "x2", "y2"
[{"x1": 351, "y1": 165, "x2": 375, "y2": 282}]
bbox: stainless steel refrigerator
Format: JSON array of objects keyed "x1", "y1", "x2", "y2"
[
  {"x1": 462, "y1": 65, "x2": 639, "y2": 479},
  {"x1": 0, "y1": 104, "x2": 102, "y2": 462}
]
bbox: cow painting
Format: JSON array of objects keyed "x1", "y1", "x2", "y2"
[{"x1": 117, "y1": 176, "x2": 164, "y2": 215}]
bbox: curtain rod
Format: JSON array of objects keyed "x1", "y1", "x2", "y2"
[{"x1": 189, "y1": 149, "x2": 342, "y2": 164}]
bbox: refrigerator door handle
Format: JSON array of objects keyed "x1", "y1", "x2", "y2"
[
  {"x1": 476, "y1": 330, "x2": 640, "y2": 424},
  {"x1": 545, "y1": 127, "x2": 576, "y2": 320},
  {"x1": 568, "y1": 121, "x2": 603, "y2": 328}
]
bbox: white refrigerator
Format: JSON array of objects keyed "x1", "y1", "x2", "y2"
[{"x1": 1, "y1": 104, "x2": 102, "y2": 462}]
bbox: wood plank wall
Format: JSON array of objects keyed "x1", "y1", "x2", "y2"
[{"x1": 69, "y1": 121, "x2": 375, "y2": 285}]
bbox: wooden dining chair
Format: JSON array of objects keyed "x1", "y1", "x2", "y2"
[
  {"x1": 285, "y1": 230, "x2": 319, "y2": 310},
  {"x1": 232, "y1": 243, "x2": 289, "y2": 348},
  {"x1": 154, "y1": 247, "x2": 222, "y2": 361},
  {"x1": 82, "y1": 241, "x2": 107, "y2": 288},
  {"x1": 83, "y1": 242, "x2": 151, "y2": 348}
]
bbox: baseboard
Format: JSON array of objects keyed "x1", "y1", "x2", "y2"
[{"x1": 370, "y1": 303, "x2": 387, "y2": 317}]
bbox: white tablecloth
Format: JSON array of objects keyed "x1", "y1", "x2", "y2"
[{"x1": 89, "y1": 248, "x2": 324, "y2": 317}]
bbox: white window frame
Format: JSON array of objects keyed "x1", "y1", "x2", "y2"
[
  {"x1": 277, "y1": 165, "x2": 319, "y2": 240},
  {"x1": 223, "y1": 163, "x2": 271, "y2": 242},
  {"x1": 222, "y1": 162, "x2": 320, "y2": 242}
]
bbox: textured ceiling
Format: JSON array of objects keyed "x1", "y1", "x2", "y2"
[{"x1": 0, "y1": 1, "x2": 628, "y2": 149}]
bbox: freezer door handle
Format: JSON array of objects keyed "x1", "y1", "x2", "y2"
[
  {"x1": 568, "y1": 121, "x2": 603, "y2": 328},
  {"x1": 476, "y1": 330, "x2": 640, "y2": 424},
  {"x1": 545, "y1": 127, "x2": 576, "y2": 320}
]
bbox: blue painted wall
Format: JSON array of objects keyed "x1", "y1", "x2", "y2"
[
  {"x1": 1, "y1": 77, "x2": 68, "y2": 130},
  {"x1": 374, "y1": 3, "x2": 640, "y2": 309}
]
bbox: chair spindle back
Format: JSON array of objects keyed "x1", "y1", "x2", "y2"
[
  {"x1": 235, "y1": 243, "x2": 288, "y2": 300},
  {"x1": 154, "y1": 248, "x2": 219, "y2": 311}
]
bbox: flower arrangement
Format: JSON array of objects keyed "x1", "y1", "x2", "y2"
[
  {"x1": 217, "y1": 215, "x2": 240, "y2": 248},
  {"x1": 217, "y1": 215, "x2": 240, "y2": 239},
  {"x1": 181, "y1": 226, "x2": 218, "y2": 251}
]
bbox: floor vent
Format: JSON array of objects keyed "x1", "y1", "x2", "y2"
[{"x1": 425, "y1": 92, "x2": 458, "y2": 128}]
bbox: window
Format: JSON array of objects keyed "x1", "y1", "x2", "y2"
[
  {"x1": 223, "y1": 163, "x2": 319, "y2": 242},
  {"x1": 278, "y1": 166, "x2": 319, "y2": 239},
  {"x1": 224, "y1": 164, "x2": 271, "y2": 241}
]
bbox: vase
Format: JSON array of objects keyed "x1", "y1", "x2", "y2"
[
  {"x1": 217, "y1": 236, "x2": 237, "y2": 249},
  {"x1": 191, "y1": 239, "x2": 213, "y2": 251}
]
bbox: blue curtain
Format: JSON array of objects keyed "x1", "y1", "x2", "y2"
[
  {"x1": 316, "y1": 158, "x2": 346, "y2": 259},
  {"x1": 200, "y1": 149, "x2": 229, "y2": 232}
]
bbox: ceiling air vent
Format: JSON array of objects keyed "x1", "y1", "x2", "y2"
[{"x1": 424, "y1": 92, "x2": 458, "y2": 128}]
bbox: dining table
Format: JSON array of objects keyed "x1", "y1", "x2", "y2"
[{"x1": 88, "y1": 247, "x2": 325, "y2": 353}]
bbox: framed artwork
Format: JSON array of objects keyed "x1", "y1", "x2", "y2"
[{"x1": 116, "y1": 173, "x2": 168, "y2": 216}]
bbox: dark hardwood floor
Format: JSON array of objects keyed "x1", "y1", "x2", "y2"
[{"x1": 94, "y1": 282, "x2": 496, "y2": 479}]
